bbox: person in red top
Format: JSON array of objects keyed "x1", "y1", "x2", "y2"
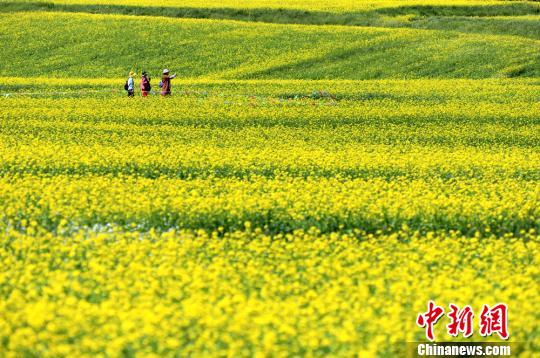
[
  {"x1": 140, "y1": 71, "x2": 151, "y2": 97},
  {"x1": 160, "y1": 69, "x2": 177, "y2": 96}
]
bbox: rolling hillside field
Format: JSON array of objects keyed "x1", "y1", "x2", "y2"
[{"x1": 0, "y1": 0, "x2": 539, "y2": 356}]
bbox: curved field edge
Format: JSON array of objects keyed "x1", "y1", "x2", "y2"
[
  {"x1": 2, "y1": 0, "x2": 539, "y2": 16},
  {"x1": 0, "y1": 12, "x2": 538, "y2": 79},
  {"x1": 2, "y1": 0, "x2": 539, "y2": 39}
]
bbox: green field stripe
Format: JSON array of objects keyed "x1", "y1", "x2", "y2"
[
  {"x1": 1, "y1": 12, "x2": 538, "y2": 79},
  {"x1": 1, "y1": 1, "x2": 539, "y2": 39},
  {"x1": 1, "y1": 175, "x2": 538, "y2": 236}
]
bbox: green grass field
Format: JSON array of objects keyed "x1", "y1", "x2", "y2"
[
  {"x1": 0, "y1": 1, "x2": 539, "y2": 356},
  {"x1": 1, "y1": 0, "x2": 539, "y2": 79}
]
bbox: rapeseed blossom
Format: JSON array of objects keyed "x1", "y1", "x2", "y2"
[{"x1": 0, "y1": 79, "x2": 538, "y2": 355}]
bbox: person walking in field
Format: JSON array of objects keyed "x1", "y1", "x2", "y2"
[
  {"x1": 141, "y1": 71, "x2": 151, "y2": 97},
  {"x1": 159, "y1": 69, "x2": 177, "y2": 96},
  {"x1": 125, "y1": 71, "x2": 135, "y2": 97}
]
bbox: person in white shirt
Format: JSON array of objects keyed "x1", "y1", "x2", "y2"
[{"x1": 126, "y1": 71, "x2": 135, "y2": 97}]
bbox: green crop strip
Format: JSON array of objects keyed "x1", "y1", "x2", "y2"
[
  {"x1": 1, "y1": 13, "x2": 538, "y2": 79},
  {"x1": 1, "y1": 1, "x2": 539, "y2": 38}
]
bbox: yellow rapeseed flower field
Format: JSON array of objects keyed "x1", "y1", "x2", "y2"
[
  {"x1": 1, "y1": 229, "x2": 538, "y2": 356},
  {"x1": 0, "y1": 79, "x2": 538, "y2": 355},
  {"x1": 7, "y1": 0, "x2": 522, "y2": 12},
  {"x1": 0, "y1": 0, "x2": 539, "y2": 354}
]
